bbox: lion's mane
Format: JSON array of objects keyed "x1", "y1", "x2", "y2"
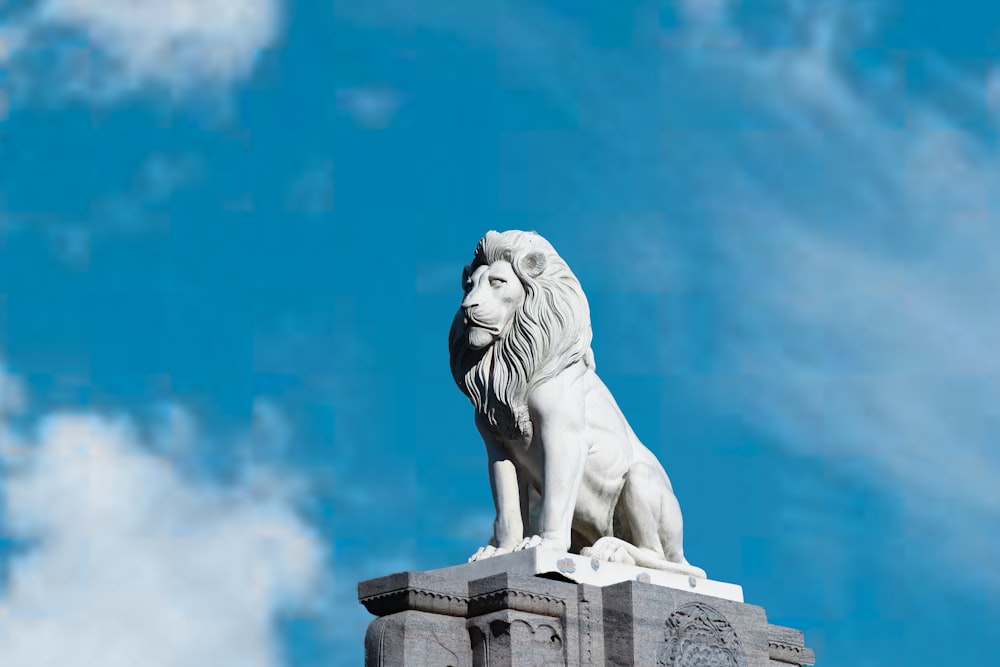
[{"x1": 449, "y1": 230, "x2": 594, "y2": 441}]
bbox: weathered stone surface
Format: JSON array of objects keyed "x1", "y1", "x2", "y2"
[
  {"x1": 358, "y1": 554, "x2": 814, "y2": 667},
  {"x1": 469, "y1": 610, "x2": 566, "y2": 667},
  {"x1": 364, "y1": 611, "x2": 471, "y2": 667},
  {"x1": 602, "y1": 580, "x2": 771, "y2": 666}
]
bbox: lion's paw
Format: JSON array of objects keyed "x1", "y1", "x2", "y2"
[
  {"x1": 468, "y1": 545, "x2": 511, "y2": 562},
  {"x1": 513, "y1": 535, "x2": 566, "y2": 553},
  {"x1": 512, "y1": 535, "x2": 542, "y2": 551},
  {"x1": 581, "y1": 539, "x2": 637, "y2": 566}
]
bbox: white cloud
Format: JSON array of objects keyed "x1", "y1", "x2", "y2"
[
  {"x1": 0, "y1": 388, "x2": 325, "y2": 667},
  {"x1": 5, "y1": 0, "x2": 281, "y2": 100}
]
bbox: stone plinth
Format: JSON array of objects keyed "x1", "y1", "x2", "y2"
[{"x1": 358, "y1": 549, "x2": 815, "y2": 667}]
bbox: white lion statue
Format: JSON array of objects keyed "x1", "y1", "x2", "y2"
[{"x1": 449, "y1": 230, "x2": 705, "y2": 577}]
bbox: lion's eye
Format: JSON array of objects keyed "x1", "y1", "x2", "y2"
[{"x1": 489, "y1": 278, "x2": 505, "y2": 288}]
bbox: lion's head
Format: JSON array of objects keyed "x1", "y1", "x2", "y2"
[{"x1": 449, "y1": 230, "x2": 593, "y2": 440}]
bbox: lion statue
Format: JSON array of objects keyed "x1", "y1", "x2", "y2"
[{"x1": 449, "y1": 230, "x2": 705, "y2": 577}]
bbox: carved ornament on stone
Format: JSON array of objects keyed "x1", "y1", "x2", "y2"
[{"x1": 656, "y1": 602, "x2": 743, "y2": 667}]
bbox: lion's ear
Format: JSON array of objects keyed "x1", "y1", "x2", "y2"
[{"x1": 520, "y1": 251, "x2": 547, "y2": 278}]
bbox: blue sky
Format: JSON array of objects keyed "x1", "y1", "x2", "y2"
[{"x1": 1, "y1": 0, "x2": 999, "y2": 664}]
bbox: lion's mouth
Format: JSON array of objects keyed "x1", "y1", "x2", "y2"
[{"x1": 465, "y1": 316, "x2": 499, "y2": 333}]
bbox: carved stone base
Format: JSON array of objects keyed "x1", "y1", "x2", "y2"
[{"x1": 358, "y1": 550, "x2": 814, "y2": 667}]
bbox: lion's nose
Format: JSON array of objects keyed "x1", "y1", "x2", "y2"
[{"x1": 462, "y1": 297, "x2": 479, "y2": 311}]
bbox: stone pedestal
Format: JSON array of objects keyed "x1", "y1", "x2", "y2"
[{"x1": 358, "y1": 549, "x2": 815, "y2": 667}]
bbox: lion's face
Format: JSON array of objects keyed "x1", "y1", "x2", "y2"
[{"x1": 459, "y1": 260, "x2": 525, "y2": 350}]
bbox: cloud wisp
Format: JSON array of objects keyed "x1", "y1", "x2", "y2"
[
  {"x1": 1, "y1": 0, "x2": 282, "y2": 102},
  {"x1": 664, "y1": 5, "x2": 1000, "y2": 588}
]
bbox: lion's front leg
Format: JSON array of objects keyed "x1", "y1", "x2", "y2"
[
  {"x1": 520, "y1": 369, "x2": 587, "y2": 554},
  {"x1": 469, "y1": 426, "x2": 530, "y2": 562}
]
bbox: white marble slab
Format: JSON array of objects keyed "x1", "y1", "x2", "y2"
[{"x1": 428, "y1": 548, "x2": 744, "y2": 603}]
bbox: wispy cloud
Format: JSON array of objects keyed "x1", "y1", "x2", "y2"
[
  {"x1": 671, "y1": 0, "x2": 740, "y2": 48},
  {"x1": 9, "y1": 152, "x2": 204, "y2": 267},
  {"x1": 0, "y1": 363, "x2": 27, "y2": 419},
  {"x1": 2, "y1": 0, "x2": 282, "y2": 103},
  {"x1": 665, "y1": 5, "x2": 1000, "y2": 587},
  {"x1": 285, "y1": 161, "x2": 334, "y2": 218},
  {"x1": 0, "y1": 364, "x2": 326, "y2": 667},
  {"x1": 336, "y1": 87, "x2": 402, "y2": 129}
]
